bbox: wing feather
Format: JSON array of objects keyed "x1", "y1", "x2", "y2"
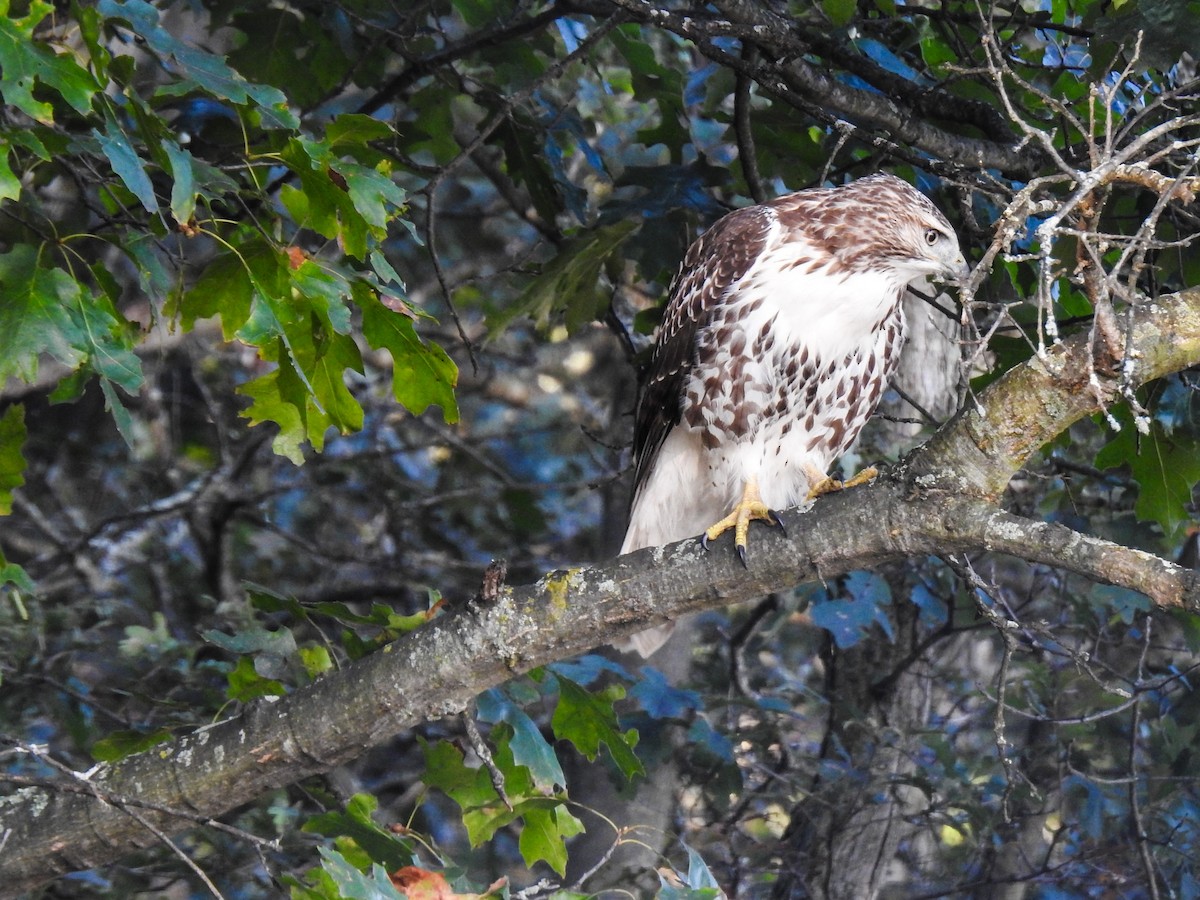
[{"x1": 630, "y1": 204, "x2": 775, "y2": 501}]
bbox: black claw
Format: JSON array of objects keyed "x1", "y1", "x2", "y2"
[
  {"x1": 700, "y1": 532, "x2": 711, "y2": 551},
  {"x1": 736, "y1": 544, "x2": 749, "y2": 568},
  {"x1": 769, "y1": 509, "x2": 786, "y2": 536}
]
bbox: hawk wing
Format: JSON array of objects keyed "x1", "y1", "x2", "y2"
[{"x1": 630, "y1": 204, "x2": 774, "y2": 505}]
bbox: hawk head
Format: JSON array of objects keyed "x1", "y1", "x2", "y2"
[
  {"x1": 861, "y1": 174, "x2": 967, "y2": 284},
  {"x1": 802, "y1": 174, "x2": 968, "y2": 286}
]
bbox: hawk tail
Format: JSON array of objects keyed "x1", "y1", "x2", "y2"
[{"x1": 614, "y1": 622, "x2": 675, "y2": 658}]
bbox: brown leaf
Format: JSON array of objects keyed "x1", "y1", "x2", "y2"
[
  {"x1": 326, "y1": 166, "x2": 348, "y2": 191},
  {"x1": 380, "y1": 293, "x2": 418, "y2": 319},
  {"x1": 390, "y1": 866, "x2": 454, "y2": 899},
  {"x1": 286, "y1": 246, "x2": 308, "y2": 270}
]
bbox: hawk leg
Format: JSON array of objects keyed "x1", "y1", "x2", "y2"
[
  {"x1": 806, "y1": 465, "x2": 879, "y2": 500},
  {"x1": 700, "y1": 476, "x2": 785, "y2": 567}
]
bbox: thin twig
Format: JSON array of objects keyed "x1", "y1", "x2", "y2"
[
  {"x1": 461, "y1": 704, "x2": 512, "y2": 811},
  {"x1": 120, "y1": 804, "x2": 229, "y2": 900},
  {"x1": 1129, "y1": 618, "x2": 1163, "y2": 900},
  {"x1": 734, "y1": 43, "x2": 766, "y2": 203}
]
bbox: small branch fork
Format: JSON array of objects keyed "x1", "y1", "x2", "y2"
[{"x1": 959, "y1": 22, "x2": 1200, "y2": 436}]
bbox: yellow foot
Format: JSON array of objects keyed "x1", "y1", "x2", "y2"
[
  {"x1": 700, "y1": 478, "x2": 785, "y2": 567},
  {"x1": 807, "y1": 466, "x2": 879, "y2": 500}
]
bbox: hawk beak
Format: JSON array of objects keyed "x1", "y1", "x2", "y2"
[{"x1": 946, "y1": 253, "x2": 969, "y2": 284}]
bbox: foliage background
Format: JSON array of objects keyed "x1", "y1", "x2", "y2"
[{"x1": 1, "y1": 0, "x2": 1200, "y2": 897}]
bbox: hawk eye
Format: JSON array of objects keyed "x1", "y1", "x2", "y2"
[{"x1": 924, "y1": 228, "x2": 941, "y2": 246}]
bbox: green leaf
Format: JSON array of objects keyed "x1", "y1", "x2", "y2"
[
  {"x1": 239, "y1": 364, "x2": 310, "y2": 464},
  {"x1": 239, "y1": 332, "x2": 365, "y2": 463},
  {"x1": 185, "y1": 243, "x2": 369, "y2": 461},
  {"x1": 1095, "y1": 407, "x2": 1200, "y2": 541},
  {"x1": 476, "y1": 688, "x2": 566, "y2": 792},
  {"x1": 76, "y1": 284, "x2": 144, "y2": 393},
  {"x1": 249, "y1": 585, "x2": 434, "y2": 634},
  {"x1": 309, "y1": 846, "x2": 405, "y2": 900},
  {"x1": 223, "y1": 8, "x2": 352, "y2": 109},
  {"x1": 99, "y1": 378, "x2": 137, "y2": 448},
  {"x1": 452, "y1": 0, "x2": 496, "y2": 28},
  {"x1": 659, "y1": 882, "x2": 724, "y2": 899},
  {"x1": 422, "y1": 738, "x2": 510, "y2": 843},
  {"x1": 0, "y1": 245, "x2": 85, "y2": 382},
  {"x1": 326, "y1": 113, "x2": 395, "y2": 152},
  {"x1": 224, "y1": 655, "x2": 287, "y2": 702},
  {"x1": 162, "y1": 139, "x2": 196, "y2": 224},
  {"x1": 7, "y1": 128, "x2": 50, "y2": 160},
  {"x1": 0, "y1": 0, "x2": 100, "y2": 123},
  {"x1": 91, "y1": 728, "x2": 173, "y2": 762},
  {"x1": 290, "y1": 261, "x2": 353, "y2": 335},
  {"x1": 517, "y1": 804, "x2": 585, "y2": 877},
  {"x1": 0, "y1": 403, "x2": 27, "y2": 515},
  {"x1": 497, "y1": 116, "x2": 561, "y2": 226},
  {"x1": 95, "y1": 119, "x2": 158, "y2": 214},
  {"x1": 822, "y1": 0, "x2": 857, "y2": 26},
  {"x1": 122, "y1": 231, "x2": 174, "y2": 300},
  {"x1": 0, "y1": 245, "x2": 142, "y2": 395},
  {"x1": 356, "y1": 286, "x2": 459, "y2": 423},
  {"x1": 487, "y1": 220, "x2": 639, "y2": 338},
  {"x1": 280, "y1": 133, "x2": 405, "y2": 261},
  {"x1": 681, "y1": 844, "x2": 722, "y2": 890},
  {"x1": 920, "y1": 34, "x2": 957, "y2": 68},
  {"x1": 309, "y1": 333, "x2": 366, "y2": 432},
  {"x1": 0, "y1": 141, "x2": 19, "y2": 201},
  {"x1": 426, "y1": 726, "x2": 584, "y2": 855},
  {"x1": 119, "y1": 612, "x2": 178, "y2": 657},
  {"x1": 0, "y1": 548, "x2": 34, "y2": 594},
  {"x1": 203, "y1": 624, "x2": 298, "y2": 657},
  {"x1": 96, "y1": 0, "x2": 297, "y2": 129},
  {"x1": 338, "y1": 164, "x2": 407, "y2": 231},
  {"x1": 303, "y1": 794, "x2": 416, "y2": 873},
  {"x1": 299, "y1": 645, "x2": 334, "y2": 679},
  {"x1": 552, "y1": 676, "x2": 644, "y2": 781},
  {"x1": 423, "y1": 738, "x2": 493, "y2": 808},
  {"x1": 179, "y1": 249, "x2": 255, "y2": 338}
]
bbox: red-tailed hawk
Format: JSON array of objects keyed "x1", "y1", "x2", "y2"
[{"x1": 621, "y1": 174, "x2": 968, "y2": 656}]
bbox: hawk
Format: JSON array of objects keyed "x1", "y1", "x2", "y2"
[{"x1": 620, "y1": 174, "x2": 968, "y2": 656}]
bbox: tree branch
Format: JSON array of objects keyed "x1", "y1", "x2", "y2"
[
  {"x1": 3, "y1": 288, "x2": 1200, "y2": 896},
  {"x1": 602, "y1": 0, "x2": 1042, "y2": 176}
]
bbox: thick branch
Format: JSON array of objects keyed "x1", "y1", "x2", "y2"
[
  {"x1": 3, "y1": 288, "x2": 1200, "y2": 895},
  {"x1": 906, "y1": 290, "x2": 1200, "y2": 497}
]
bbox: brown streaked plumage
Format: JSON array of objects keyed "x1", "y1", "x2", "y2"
[{"x1": 619, "y1": 174, "x2": 968, "y2": 657}]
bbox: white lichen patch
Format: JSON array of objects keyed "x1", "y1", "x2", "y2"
[
  {"x1": 986, "y1": 516, "x2": 1064, "y2": 547},
  {"x1": 0, "y1": 786, "x2": 51, "y2": 816}
]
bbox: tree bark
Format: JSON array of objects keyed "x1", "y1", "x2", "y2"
[{"x1": 3, "y1": 288, "x2": 1200, "y2": 896}]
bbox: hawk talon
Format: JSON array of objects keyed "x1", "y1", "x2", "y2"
[
  {"x1": 701, "y1": 478, "x2": 784, "y2": 564},
  {"x1": 842, "y1": 466, "x2": 879, "y2": 490},
  {"x1": 807, "y1": 466, "x2": 879, "y2": 500},
  {"x1": 769, "y1": 509, "x2": 787, "y2": 536}
]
